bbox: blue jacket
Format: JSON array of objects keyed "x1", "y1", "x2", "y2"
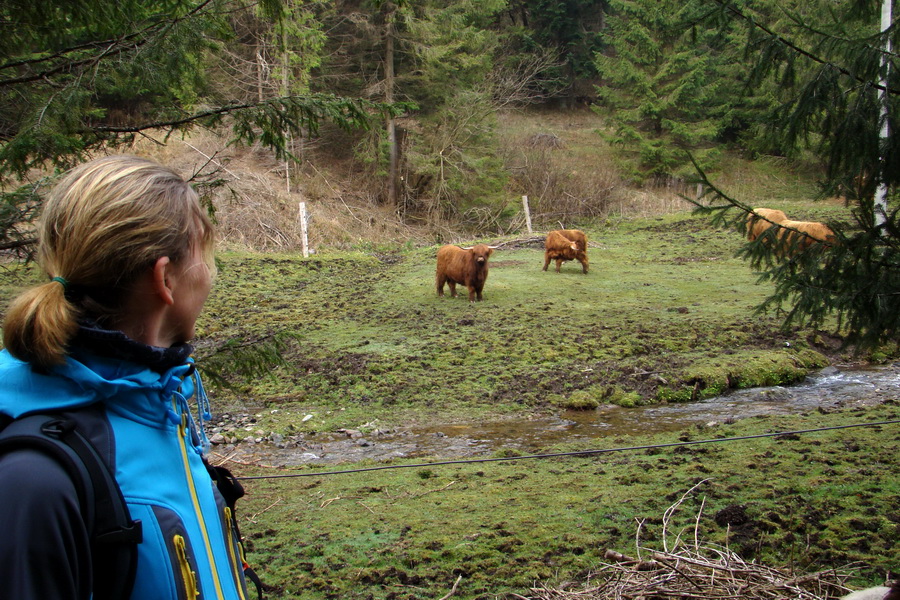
[{"x1": 0, "y1": 343, "x2": 250, "y2": 600}]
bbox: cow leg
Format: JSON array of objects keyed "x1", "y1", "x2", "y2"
[
  {"x1": 580, "y1": 258, "x2": 589, "y2": 274},
  {"x1": 436, "y1": 274, "x2": 446, "y2": 296},
  {"x1": 469, "y1": 286, "x2": 478, "y2": 302},
  {"x1": 555, "y1": 259, "x2": 563, "y2": 273},
  {"x1": 543, "y1": 254, "x2": 551, "y2": 271},
  {"x1": 448, "y1": 281, "x2": 457, "y2": 297}
]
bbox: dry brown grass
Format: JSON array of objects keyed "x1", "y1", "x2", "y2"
[
  {"x1": 498, "y1": 108, "x2": 697, "y2": 225},
  {"x1": 114, "y1": 111, "x2": 734, "y2": 252},
  {"x1": 130, "y1": 129, "x2": 428, "y2": 252},
  {"x1": 608, "y1": 187, "x2": 696, "y2": 218},
  {"x1": 8, "y1": 107, "x2": 821, "y2": 256}
]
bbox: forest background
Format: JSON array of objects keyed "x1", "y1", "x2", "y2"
[
  {"x1": 4, "y1": 0, "x2": 900, "y2": 347},
  {"x1": 2, "y1": 0, "x2": 900, "y2": 598}
]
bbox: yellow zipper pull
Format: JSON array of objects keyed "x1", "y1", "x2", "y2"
[{"x1": 174, "y1": 534, "x2": 200, "y2": 599}]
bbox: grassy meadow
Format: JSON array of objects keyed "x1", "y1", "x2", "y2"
[
  {"x1": 187, "y1": 197, "x2": 862, "y2": 435},
  {"x1": 181, "y1": 198, "x2": 897, "y2": 599}
]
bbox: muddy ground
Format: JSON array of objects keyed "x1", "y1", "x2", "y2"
[{"x1": 208, "y1": 362, "x2": 900, "y2": 468}]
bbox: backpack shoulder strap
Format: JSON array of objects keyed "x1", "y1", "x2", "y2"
[
  {"x1": 205, "y1": 458, "x2": 266, "y2": 600},
  {"x1": 0, "y1": 413, "x2": 142, "y2": 600}
]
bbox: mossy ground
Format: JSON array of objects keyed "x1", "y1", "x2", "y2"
[
  {"x1": 184, "y1": 205, "x2": 865, "y2": 436},
  {"x1": 238, "y1": 403, "x2": 900, "y2": 599}
]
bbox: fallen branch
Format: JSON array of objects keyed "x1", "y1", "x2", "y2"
[
  {"x1": 209, "y1": 451, "x2": 280, "y2": 469},
  {"x1": 245, "y1": 498, "x2": 282, "y2": 524},
  {"x1": 437, "y1": 575, "x2": 463, "y2": 600},
  {"x1": 409, "y1": 480, "x2": 456, "y2": 499}
]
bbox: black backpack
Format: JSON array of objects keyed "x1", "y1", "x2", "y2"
[
  {"x1": 0, "y1": 413, "x2": 142, "y2": 600},
  {"x1": 0, "y1": 413, "x2": 264, "y2": 600}
]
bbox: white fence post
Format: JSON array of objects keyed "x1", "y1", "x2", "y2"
[
  {"x1": 299, "y1": 201, "x2": 310, "y2": 258},
  {"x1": 522, "y1": 195, "x2": 533, "y2": 234}
]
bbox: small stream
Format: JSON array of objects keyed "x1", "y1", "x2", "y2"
[{"x1": 226, "y1": 363, "x2": 900, "y2": 467}]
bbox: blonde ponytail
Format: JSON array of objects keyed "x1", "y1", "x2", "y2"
[{"x1": 3, "y1": 279, "x2": 79, "y2": 369}]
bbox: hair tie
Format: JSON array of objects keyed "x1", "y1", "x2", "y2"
[{"x1": 51, "y1": 276, "x2": 69, "y2": 290}]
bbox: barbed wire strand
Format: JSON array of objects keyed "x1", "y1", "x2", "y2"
[{"x1": 235, "y1": 418, "x2": 900, "y2": 481}]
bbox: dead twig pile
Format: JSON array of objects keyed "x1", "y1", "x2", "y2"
[
  {"x1": 526, "y1": 546, "x2": 854, "y2": 600},
  {"x1": 524, "y1": 482, "x2": 857, "y2": 600}
]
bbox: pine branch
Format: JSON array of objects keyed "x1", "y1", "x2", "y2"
[
  {"x1": 197, "y1": 332, "x2": 299, "y2": 391},
  {"x1": 0, "y1": 0, "x2": 216, "y2": 87},
  {"x1": 711, "y1": 0, "x2": 900, "y2": 96}
]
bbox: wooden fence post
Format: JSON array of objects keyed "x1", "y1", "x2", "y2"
[{"x1": 522, "y1": 195, "x2": 533, "y2": 234}]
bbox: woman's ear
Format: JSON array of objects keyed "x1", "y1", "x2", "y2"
[{"x1": 151, "y1": 256, "x2": 175, "y2": 306}]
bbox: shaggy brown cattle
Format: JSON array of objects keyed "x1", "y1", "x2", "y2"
[
  {"x1": 543, "y1": 229, "x2": 589, "y2": 274},
  {"x1": 435, "y1": 243, "x2": 495, "y2": 302},
  {"x1": 746, "y1": 208, "x2": 788, "y2": 241},
  {"x1": 776, "y1": 219, "x2": 837, "y2": 254}
]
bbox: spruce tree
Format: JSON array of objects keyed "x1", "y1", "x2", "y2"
[
  {"x1": 595, "y1": 0, "x2": 728, "y2": 181},
  {"x1": 400, "y1": 0, "x2": 508, "y2": 221},
  {"x1": 502, "y1": 0, "x2": 608, "y2": 104},
  {"x1": 693, "y1": 0, "x2": 900, "y2": 350},
  {"x1": 315, "y1": 0, "x2": 509, "y2": 220}
]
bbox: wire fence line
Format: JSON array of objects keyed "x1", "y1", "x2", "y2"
[{"x1": 234, "y1": 418, "x2": 900, "y2": 482}]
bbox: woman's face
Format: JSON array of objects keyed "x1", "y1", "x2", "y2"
[{"x1": 165, "y1": 242, "x2": 213, "y2": 344}]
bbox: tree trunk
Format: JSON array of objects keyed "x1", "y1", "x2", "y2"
[
  {"x1": 875, "y1": 0, "x2": 892, "y2": 227},
  {"x1": 385, "y1": 3, "x2": 399, "y2": 207},
  {"x1": 256, "y1": 46, "x2": 265, "y2": 103},
  {"x1": 283, "y1": 28, "x2": 291, "y2": 194}
]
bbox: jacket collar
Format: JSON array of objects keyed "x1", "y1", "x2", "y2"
[
  {"x1": 0, "y1": 322, "x2": 196, "y2": 422},
  {"x1": 74, "y1": 319, "x2": 194, "y2": 373}
]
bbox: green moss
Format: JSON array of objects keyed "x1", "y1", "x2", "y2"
[
  {"x1": 550, "y1": 389, "x2": 601, "y2": 410},
  {"x1": 607, "y1": 388, "x2": 644, "y2": 408},
  {"x1": 655, "y1": 349, "x2": 831, "y2": 403}
]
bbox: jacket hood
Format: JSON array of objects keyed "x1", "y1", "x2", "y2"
[{"x1": 0, "y1": 348, "x2": 196, "y2": 424}]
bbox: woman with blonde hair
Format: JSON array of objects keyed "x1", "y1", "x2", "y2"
[{"x1": 0, "y1": 155, "x2": 251, "y2": 599}]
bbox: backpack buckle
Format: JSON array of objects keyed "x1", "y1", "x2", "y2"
[
  {"x1": 95, "y1": 519, "x2": 143, "y2": 545},
  {"x1": 40, "y1": 418, "x2": 76, "y2": 438}
]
